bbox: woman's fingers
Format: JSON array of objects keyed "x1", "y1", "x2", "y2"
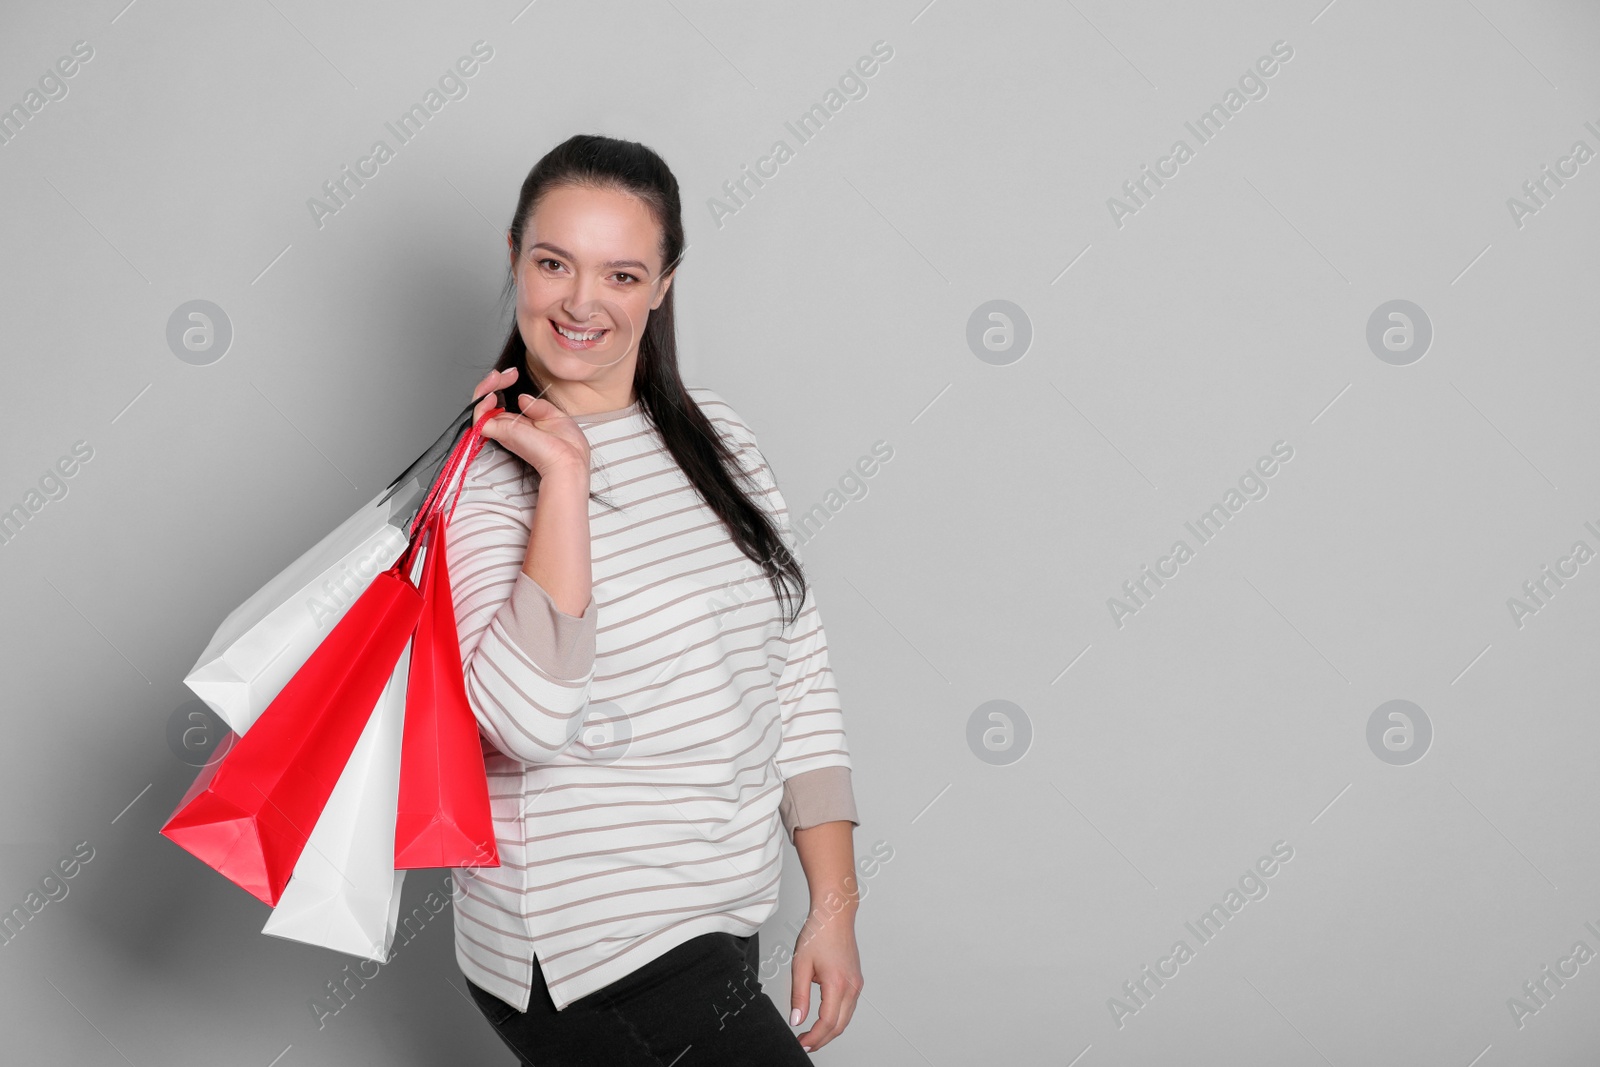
[
  {"x1": 513, "y1": 393, "x2": 577, "y2": 431},
  {"x1": 472, "y1": 366, "x2": 517, "y2": 401},
  {"x1": 472, "y1": 367, "x2": 519, "y2": 420},
  {"x1": 477, "y1": 396, "x2": 591, "y2": 479},
  {"x1": 800, "y1": 975, "x2": 860, "y2": 1052}
]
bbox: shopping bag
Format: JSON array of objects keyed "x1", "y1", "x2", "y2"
[
  {"x1": 393, "y1": 508, "x2": 499, "y2": 870},
  {"x1": 160, "y1": 556, "x2": 424, "y2": 906},
  {"x1": 260, "y1": 625, "x2": 414, "y2": 961},
  {"x1": 160, "y1": 403, "x2": 500, "y2": 907},
  {"x1": 183, "y1": 488, "x2": 414, "y2": 735},
  {"x1": 182, "y1": 396, "x2": 482, "y2": 736}
]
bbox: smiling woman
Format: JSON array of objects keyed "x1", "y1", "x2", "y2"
[
  {"x1": 515, "y1": 214, "x2": 673, "y2": 368},
  {"x1": 504, "y1": 181, "x2": 685, "y2": 385},
  {"x1": 444, "y1": 134, "x2": 865, "y2": 1064}
]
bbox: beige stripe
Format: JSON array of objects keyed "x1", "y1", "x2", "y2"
[
  {"x1": 519, "y1": 782, "x2": 783, "y2": 848},
  {"x1": 536, "y1": 873, "x2": 782, "y2": 970},
  {"x1": 499, "y1": 770, "x2": 777, "y2": 820},
  {"x1": 479, "y1": 857, "x2": 783, "y2": 927},
  {"x1": 457, "y1": 936, "x2": 534, "y2": 984},
  {"x1": 470, "y1": 834, "x2": 773, "y2": 886},
  {"x1": 478, "y1": 622, "x2": 591, "y2": 693},
  {"x1": 777, "y1": 747, "x2": 850, "y2": 766},
  {"x1": 517, "y1": 797, "x2": 777, "y2": 855},
  {"x1": 456, "y1": 868, "x2": 779, "y2": 943},
  {"x1": 592, "y1": 610, "x2": 780, "y2": 685},
  {"x1": 589, "y1": 492, "x2": 726, "y2": 551}
]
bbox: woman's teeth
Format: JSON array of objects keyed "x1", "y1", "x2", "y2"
[{"x1": 555, "y1": 323, "x2": 605, "y2": 341}]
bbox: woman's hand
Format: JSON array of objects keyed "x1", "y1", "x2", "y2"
[
  {"x1": 789, "y1": 908, "x2": 863, "y2": 1054},
  {"x1": 472, "y1": 367, "x2": 591, "y2": 479}
]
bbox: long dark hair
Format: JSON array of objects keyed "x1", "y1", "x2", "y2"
[{"x1": 489, "y1": 133, "x2": 806, "y2": 629}]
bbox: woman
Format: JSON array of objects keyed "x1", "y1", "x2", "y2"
[{"x1": 445, "y1": 134, "x2": 864, "y2": 1064}]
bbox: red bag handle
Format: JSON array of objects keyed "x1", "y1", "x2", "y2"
[{"x1": 398, "y1": 405, "x2": 502, "y2": 574}]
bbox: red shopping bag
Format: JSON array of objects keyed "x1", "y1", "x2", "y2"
[
  {"x1": 159, "y1": 562, "x2": 423, "y2": 906},
  {"x1": 393, "y1": 507, "x2": 499, "y2": 869},
  {"x1": 160, "y1": 405, "x2": 503, "y2": 905}
]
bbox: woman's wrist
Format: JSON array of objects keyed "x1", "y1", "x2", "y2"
[
  {"x1": 795, "y1": 820, "x2": 860, "y2": 916},
  {"x1": 534, "y1": 461, "x2": 591, "y2": 491},
  {"x1": 808, "y1": 879, "x2": 860, "y2": 914}
]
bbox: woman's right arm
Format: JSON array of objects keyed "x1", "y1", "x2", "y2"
[
  {"x1": 473, "y1": 367, "x2": 595, "y2": 618},
  {"x1": 443, "y1": 369, "x2": 599, "y2": 764},
  {"x1": 518, "y1": 462, "x2": 592, "y2": 618}
]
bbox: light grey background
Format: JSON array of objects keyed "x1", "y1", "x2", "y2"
[{"x1": 2, "y1": 0, "x2": 1597, "y2": 1063}]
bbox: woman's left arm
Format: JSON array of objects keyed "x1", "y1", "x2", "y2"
[
  {"x1": 708, "y1": 401, "x2": 865, "y2": 1050},
  {"x1": 790, "y1": 819, "x2": 863, "y2": 1054}
]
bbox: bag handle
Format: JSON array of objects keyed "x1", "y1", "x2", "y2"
[
  {"x1": 377, "y1": 396, "x2": 475, "y2": 520},
  {"x1": 397, "y1": 405, "x2": 502, "y2": 575}
]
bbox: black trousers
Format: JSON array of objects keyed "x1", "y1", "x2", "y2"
[{"x1": 463, "y1": 931, "x2": 812, "y2": 1065}]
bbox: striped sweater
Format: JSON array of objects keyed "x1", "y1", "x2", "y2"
[{"x1": 445, "y1": 386, "x2": 859, "y2": 1012}]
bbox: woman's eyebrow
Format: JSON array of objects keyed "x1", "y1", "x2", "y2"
[{"x1": 530, "y1": 242, "x2": 653, "y2": 273}]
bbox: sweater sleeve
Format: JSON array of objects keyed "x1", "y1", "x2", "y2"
[
  {"x1": 771, "y1": 583, "x2": 860, "y2": 841},
  {"x1": 445, "y1": 444, "x2": 597, "y2": 764},
  {"x1": 703, "y1": 396, "x2": 860, "y2": 842}
]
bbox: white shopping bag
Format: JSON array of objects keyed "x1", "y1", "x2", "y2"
[
  {"x1": 260, "y1": 628, "x2": 413, "y2": 961},
  {"x1": 184, "y1": 482, "x2": 423, "y2": 735}
]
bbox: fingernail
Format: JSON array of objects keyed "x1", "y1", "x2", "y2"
[
  {"x1": 790, "y1": 1007, "x2": 803, "y2": 1026},
  {"x1": 800, "y1": 1045, "x2": 811, "y2": 1053}
]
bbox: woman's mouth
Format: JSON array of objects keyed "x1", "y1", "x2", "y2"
[{"x1": 550, "y1": 319, "x2": 608, "y2": 350}]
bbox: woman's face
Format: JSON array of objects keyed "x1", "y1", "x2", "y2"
[{"x1": 510, "y1": 183, "x2": 674, "y2": 395}]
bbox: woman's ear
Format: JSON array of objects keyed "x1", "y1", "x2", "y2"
[{"x1": 650, "y1": 271, "x2": 675, "y2": 310}]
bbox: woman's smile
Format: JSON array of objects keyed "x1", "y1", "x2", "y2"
[{"x1": 549, "y1": 318, "x2": 609, "y2": 350}]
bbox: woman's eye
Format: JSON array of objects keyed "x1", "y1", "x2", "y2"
[{"x1": 530, "y1": 260, "x2": 637, "y2": 285}]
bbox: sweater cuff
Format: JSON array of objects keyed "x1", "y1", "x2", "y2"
[
  {"x1": 502, "y1": 570, "x2": 597, "y2": 681},
  {"x1": 779, "y1": 766, "x2": 859, "y2": 841}
]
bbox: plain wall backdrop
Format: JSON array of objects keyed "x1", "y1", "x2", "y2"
[{"x1": 2, "y1": 0, "x2": 1599, "y2": 1063}]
